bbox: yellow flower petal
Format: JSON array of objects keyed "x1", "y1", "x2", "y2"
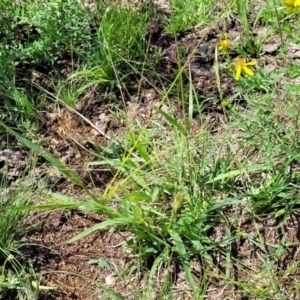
[
  {"x1": 285, "y1": 0, "x2": 295, "y2": 6},
  {"x1": 235, "y1": 65, "x2": 242, "y2": 80},
  {"x1": 221, "y1": 100, "x2": 229, "y2": 107},
  {"x1": 284, "y1": 0, "x2": 300, "y2": 12},
  {"x1": 218, "y1": 34, "x2": 229, "y2": 51},
  {"x1": 233, "y1": 57, "x2": 256, "y2": 80},
  {"x1": 245, "y1": 60, "x2": 256, "y2": 66},
  {"x1": 218, "y1": 43, "x2": 224, "y2": 51},
  {"x1": 242, "y1": 66, "x2": 254, "y2": 76}
]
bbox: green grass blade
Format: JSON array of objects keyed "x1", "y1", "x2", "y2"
[
  {"x1": 146, "y1": 249, "x2": 168, "y2": 298},
  {"x1": 157, "y1": 107, "x2": 186, "y2": 134},
  {"x1": 67, "y1": 218, "x2": 130, "y2": 244},
  {"x1": 206, "y1": 159, "x2": 285, "y2": 183},
  {"x1": 169, "y1": 230, "x2": 198, "y2": 295},
  {"x1": 0, "y1": 121, "x2": 85, "y2": 188}
]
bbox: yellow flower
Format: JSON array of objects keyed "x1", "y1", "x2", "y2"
[
  {"x1": 221, "y1": 100, "x2": 229, "y2": 108},
  {"x1": 231, "y1": 57, "x2": 256, "y2": 81},
  {"x1": 218, "y1": 34, "x2": 229, "y2": 52},
  {"x1": 284, "y1": 0, "x2": 300, "y2": 13}
]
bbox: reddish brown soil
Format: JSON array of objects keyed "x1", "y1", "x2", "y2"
[{"x1": 24, "y1": 209, "x2": 134, "y2": 300}]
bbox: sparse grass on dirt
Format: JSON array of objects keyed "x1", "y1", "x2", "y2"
[
  {"x1": 2, "y1": 0, "x2": 300, "y2": 299},
  {"x1": 0, "y1": 167, "x2": 46, "y2": 299}
]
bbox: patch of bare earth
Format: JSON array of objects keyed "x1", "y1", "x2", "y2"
[{"x1": 23, "y1": 210, "x2": 134, "y2": 300}]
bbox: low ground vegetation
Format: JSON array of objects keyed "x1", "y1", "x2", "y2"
[{"x1": 1, "y1": 0, "x2": 300, "y2": 299}]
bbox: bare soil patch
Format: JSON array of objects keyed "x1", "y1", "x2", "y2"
[{"x1": 24, "y1": 209, "x2": 133, "y2": 300}]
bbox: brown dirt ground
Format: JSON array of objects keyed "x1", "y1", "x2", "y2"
[{"x1": 24, "y1": 209, "x2": 134, "y2": 300}]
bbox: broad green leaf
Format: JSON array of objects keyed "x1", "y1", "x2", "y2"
[{"x1": 123, "y1": 192, "x2": 152, "y2": 201}]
